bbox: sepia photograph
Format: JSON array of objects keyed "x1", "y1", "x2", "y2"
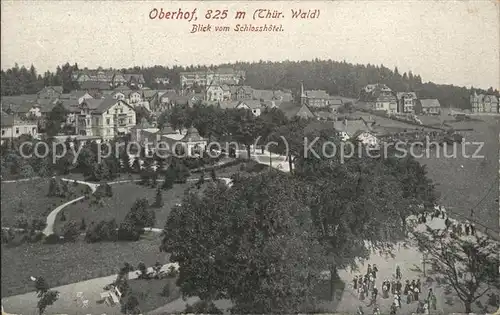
[{"x1": 1, "y1": 1, "x2": 499, "y2": 314}]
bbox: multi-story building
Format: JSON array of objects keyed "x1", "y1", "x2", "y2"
[
  {"x1": 396, "y1": 92, "x2": 417, "y2": 113},
  {"x1": 76, "y1": 98, "x2": 136, "y2": 140},
  {"x1": 206, "y1": 85, "x2": 225, "y2": 101},
  {"x1": 470, "y1": 92, "x2": 499, "y2": 113},
  {"x1": 1, "y1": 111, "x2": 38, "y2": 144},
  {"x1": 179, "y1": 68, "x2": 245, "y2": 89},
  {"x1": 300, "y1": 84, "x2": 335, "y2": 108},
  {"x1": 73, "y1": 70, "x2": 144, "y2": 88},
  {"x1": 374, "y1": 94, "x2": 398, "y2": 114}
]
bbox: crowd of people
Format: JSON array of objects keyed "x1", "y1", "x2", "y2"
[
  {"x1": 414, "y1": 206, "x2": 477, "y2": 239},
  {"x1": 354, "y1": 264, "x2": 438, "y2": 315}
]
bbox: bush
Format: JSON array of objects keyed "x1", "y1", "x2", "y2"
[
  {"x1": 62, "y1": 221, "x2": 80, "y2": 242},
  {"x1": 44, "y1": 234, "x2": 61, "y2": 244},
  {"x1": 15, "y1": 217, "x2": 29, "y2": 229},
  {"x1": 161, "y1": 283, "x2": 171, "y2": 297},
  {"x1": 31, "y1": 219, "x2": 47, "y2": 231},
  {"x1": 165, "y1": 265, "x2": 179, "y2": 278}
]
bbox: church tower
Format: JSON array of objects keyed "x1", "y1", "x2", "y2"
[{"x1": 300, "y1": 82, "x2": 306, "y2": 105}]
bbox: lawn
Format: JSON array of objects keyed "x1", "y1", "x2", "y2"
[
  {"x1": 416, "y1": 116, "x2": 500, "y2": 231},
  {"x1": 1, "y1": 178, "x2": 88, "y2": 227},
  {"x1": 1, "y1": 233, "x2": 167, "y2": 297},
  {"x1": 53, "y1": 181, "x2": 211, "y2": 234},
  {"x1": 128, "y1": 277, "x2": 180, "y2": 314}
]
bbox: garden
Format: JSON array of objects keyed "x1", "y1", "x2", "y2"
[{"x1": 1, "y1": 178, "x2": 88, "y2": 228}]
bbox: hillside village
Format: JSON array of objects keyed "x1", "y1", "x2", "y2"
[
  {"x1": 1, "y1": 64, "x2": 499, "y2": 315},
  {"x1": 2, "y1": 66, "x2": 498, "y2": 148}
]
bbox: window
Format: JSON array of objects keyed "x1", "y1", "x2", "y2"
[
  {"x1": 106, "y1": 118, "x2": 110, "y2": 125},
  {"x1": 1, "y1": 130, "x2": 5, "y2": 136},
  {"x1": 16, "y1": 128, "x2": 19, "y2": 134},
  {"x1": 128, "y1": 118, "x2": 132, "y2": 124},
  {"x1": 32, "y1": 127, "x2": 36, "y2": 134},
  {"x1": 120, "y1": 109, "x2": 123, "y2": 113}
]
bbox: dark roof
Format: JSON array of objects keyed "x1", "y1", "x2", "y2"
[
  {"x1": 1, "y1": 111, "x2": 15, "y2": 127},
  {"x1": 38, "y1": 86, "x2": 63, "y2": 94},
  {"x1": 159, "y1": 125, "x2": 177, "y2": 135},
  {"x1": 182, "y1": 127, "x2": 206, "y2": 142},
  {"x1": 278, "y1": 102, "x2": 314, "y2": 119},
  {"x1": 419, "y1": 99, "x2": 441, "y2": 108},
  {"x1": 329, "y1": 99, "x2": 343, "y2": 106},
  {"x1": 80, "y1": 81, "x2": 112, "y2": 90}
]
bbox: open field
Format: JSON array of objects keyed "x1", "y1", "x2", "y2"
[
  {"x1": 414, "y1": 116, "x2": 499, "y2": 231},
  {"x1": 53, "y1": 181, "x2": 212, "y2": 234},
  {"x1": 1, "y1": 233, "x2": 166, "y2": 297},
  {"x1": 1, "y1": 178, "x2": 87, "y2": 227},
  {"x1": 129, "y1": 277, "x2": 180, "y2": 313}
]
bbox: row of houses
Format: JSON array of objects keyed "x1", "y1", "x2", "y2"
[
  {"x1": 364, "y1": 84, "x2": 441, "y2": 115},
  {"x1": 72, "y1": 70, "x2": 146, "y2": 89},
  {"x1": 180, "y1": 67, "x2": 246, "y2": 88}
]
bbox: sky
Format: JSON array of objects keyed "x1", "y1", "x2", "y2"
[{"x1": 1, "y1": 0, "x2": 499, "y2": 90}]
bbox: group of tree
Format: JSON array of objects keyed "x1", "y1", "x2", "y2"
[
  {"x1": 4, "y1": 61, "x2": 499, "y2": 109},
  {"x1": 160, "y1": 113, "x2": 499, "y2": 313},
  {"x1": 34, "y1": 277, "x2": 59, "y2": 314},
  {"x1": 84, "y1": 197, "x2": 155, "y2": 243},
  {"x1": 1, "y1": 62, "x2": 80, "y2": 95}
]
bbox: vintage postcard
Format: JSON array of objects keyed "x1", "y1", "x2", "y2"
[{"x1": 1, "y1": 1, "x2": 499, "y2": 314}]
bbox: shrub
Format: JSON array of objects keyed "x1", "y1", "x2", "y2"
[
  {"x1": 165, "y1": 265, "x2": 179, "y2": 278},
  {"x1": 44, "y1": 234, "x2": 61, "y2": 244},
  {"x1": 62, "y1": 221, "x2": 79, "y2": 242},
  {"x1": 15, "y1": 216, "x2": 29, "y2": 229},
  {"x1": 31, "y1": 219, "x2": 47, "y2": 231},
  {"x1": 161, "y1": 283, "x2": 171, "y2": 297}
]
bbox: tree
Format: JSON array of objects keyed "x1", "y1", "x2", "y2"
[
  {"x1": 210, "y1": 168, "x2": 217, "y2": 182},
  {"x1": 413, "y1": 225, "x2": 500, "y2": 313},
  {"x1": 37, "y1": 290, "x2": 59, "y2": 315},
  {"x1": 123, "y1": 198, "x2": 154, "y2": 232},
  {"x1": 62, "y1": 220, "x2": 79, "y2": 242},
  {"x1": 137, "y1": 262, "x2": 149, "y2": 279},
  {"x1": 153, "y1": 186, "x2": 164, "y2": 208},
  {"x1": 45, "y1": 102, "x2": 68, "y2": 137},
  {"x1": 121, "y1": 295, "x2": 140, "y2": 314},
  {"x1": 161, "y1": 171, "x2": 327, "y2": 313},
  {"x1": 34, "y1": 277, "x2": 59, "y2": 315},
  {"x1": 162, "y1": 166, "x2": 176, "y2": 190},
  {"x1": 227, "y1": 108, "x2": 260, "y2": 160}
]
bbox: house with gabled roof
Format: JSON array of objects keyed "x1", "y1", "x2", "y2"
[
  {"x1": 233, "y1": 86, "x2": 254, "y2": 100},
  {"x1": 278, "y1": 101, "x2": 315, "y2": 120},
  {"x1": 415, "y1": 99, "x2": 441, "y2": 115},
  {"x1": 37, "y1": 86, "x2": 63, "y2": 99},
  {"x1": 236, "y1": 100, "x2": 264, "y2": 116},
  {"x1": 1, "y1": 110, "x2": 38, "y2": 143},
  {"x1": 396, "y1": 92, "x2": 417, "y2": 113},
  {"x1": 77, "y1": 98, "x2": 136, "y2": 140}
]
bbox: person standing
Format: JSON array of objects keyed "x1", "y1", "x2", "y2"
[
  {"x1": 353, "y1": 276, "x2": 358, "y2": 290},
  {"x1": 416, "y1": 279, "x2": 421, "y2": 292},
  {"x1": 390, "y1": 302, "x2": 397, "y2": 315},
  {"x1": 397, "y1": 291, "x2": 402, "y2": 308},
  {"x1": 391, "y1": 280, "x2": 396, "y2": 294},
  {"x1": 372, "y1": 264, "x2": 378, "y2": 279},
  {"x1": 359, "y1": 286, "x2": 365, "y2": 300},
  {"x1": 367, "y1": 264, "x2": 372, "y2": 276},
  {"x1": 470, "y1": 223, "x2": 475, "y2": 235},
  {"x1": 396, "y1": 265, "x2": 401, "y2": 280},
  {"x1": 396, "y1": 280, "x2": 402, "y2": 293},
  {"x1": 403, "y1": 280, "x2": 410, "y2": 295},
  {"x1": 431, "y1": 292, "x2": 437, "y2": 310},
  {"x1": 414, "y1": 284, "x2": 420, "y2": 301}
]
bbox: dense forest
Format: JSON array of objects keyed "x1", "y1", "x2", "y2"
[{"x1": 1, "y1": 60, "x2": 498, "y2": 110}]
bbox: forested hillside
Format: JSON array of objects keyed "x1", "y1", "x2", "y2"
[{"x1": 2, "y1": 60, "x2": 498, "y2": 110}]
